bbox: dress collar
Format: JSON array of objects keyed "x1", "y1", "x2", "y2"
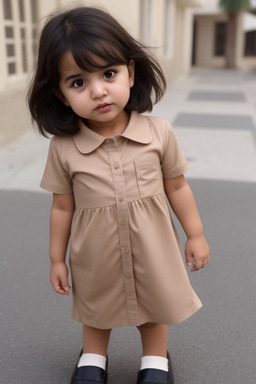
[{"x1": 72, "y1": 111, "x2": 152, "y2": 154}]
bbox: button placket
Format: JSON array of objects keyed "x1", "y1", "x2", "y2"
[{"x1": 106, "y1": 138, "x2": 139, "y2": 324}]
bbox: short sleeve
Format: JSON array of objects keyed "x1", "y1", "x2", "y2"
[
  {"x1": 161, "y1": 121, "x2": 190, "y2": 179},
  {"x1": 40, "y1": 137, "x2": 73, "y2": 194}
]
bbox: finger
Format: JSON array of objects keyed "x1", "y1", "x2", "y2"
[
  {"x1": 191, "y1": 259, "x2": 204, "y2": 272},
  {"x1": 191, "y1": 265, "x2": 200, "y2": 272},
  {"x1": 59, "y1": 279, "x2": 72, "y2": 295},
  {"x1": 51, "y1": 278, "x2": 71, "y2": 295},
  {"x1": 57, "y1": 284, "x2": 71, "y2": 295},
  {"x1": 185, "y1": 250, "x2": 193, "y2": 268},
  {"x1": 199, "y1": 254, "x2": 210, "y2": 269},
  {"x1": 61, "y1": 278, "x2": 72, "y2": 292},
  {"x1": 57, "y1": 288, "x2": 71, "y2": 295},
  {"x1": 192, "y1": 258, "x2": 209, "y2": 272}
]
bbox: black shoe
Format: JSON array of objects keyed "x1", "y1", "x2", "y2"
[
  {"x1": 137, "y1": 351, "x2": 174, "y2": 384},
  {"x1": 71, "y1": 350, "x2": 108, "y2": 384}
]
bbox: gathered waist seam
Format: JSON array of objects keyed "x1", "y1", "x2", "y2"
[{"x1": 74, "y1": 193, "x2": 165, "y2": 210}]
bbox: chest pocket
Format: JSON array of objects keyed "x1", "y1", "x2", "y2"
[{"x1": 134, "y1": 158, "x2": 163, "y2": 198}]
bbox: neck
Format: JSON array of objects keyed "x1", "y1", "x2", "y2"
[{"x1": 85, "y1": 110, "x2": 130, "y2": 137}]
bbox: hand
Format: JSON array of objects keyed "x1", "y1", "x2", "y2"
[
  {"x1": 185, "y1": 235, "x2": 210, "y2": 272},
  {"x1": 50, "y1": 262, "x2": 72, "y2": 295}
]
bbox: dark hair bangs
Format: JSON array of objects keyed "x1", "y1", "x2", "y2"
[{"x1": 68, "y1": 32, "x2": 129, "y2": 72}]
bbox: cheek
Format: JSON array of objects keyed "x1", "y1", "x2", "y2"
[
  {"x1": 69, "y1": 97, "x2": 91, "y2": 117},
  {"x1": 70, "y1": 94, "x2": 89, "y2": 109}
]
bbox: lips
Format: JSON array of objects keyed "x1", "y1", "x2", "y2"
[{"x1": 95, "y1": 103, "x2": 112, "y2": 111}]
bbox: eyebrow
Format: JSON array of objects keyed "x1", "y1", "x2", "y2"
[{"x1": 64, "y1": 73, "x2": 83, "y2": 83}]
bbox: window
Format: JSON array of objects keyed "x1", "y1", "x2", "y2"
[
  {"x1": 5, "y1": 26, "x2": 14, "y2": 38},
  {"x1": 21, "y1": 28, "x2": 28, "y2": 72},
  {"x1": 164, "y1": 0, "x2": 174, "y2": 57},
  {"x1": 8, "y1": 62, "x2": 16, "y2": 75},
  {"x1": 6, "y1": 44, "x2": 15, "y2": 57},
  {"x1": 214, "y1": 22, "x2": 226, "y2": 56},
  {"x1": 0, "y1": 0, "x2": 38, "y2": 79},
  {"x1": 30, "y1": 0, "x2": 38, "y2": 24},
  {"x1": 18, "y1": 0, "x2": 25, "y2": 22},
  {"x1": 140, "y1": 0, "x2": 154, "y2": 44},
  {"x1": 30, "y1": 0, "x2": 39, "y2": 63},
  {"x1": 3, "y1": 0, "x2": 12, "y2": 20},
  {"x1": 244, "y1": 31, "x2": 256, "y2": 56}
]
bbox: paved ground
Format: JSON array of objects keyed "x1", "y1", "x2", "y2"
[{"x1": 1, "y1": 68, "x2": 256, "y2": 384}]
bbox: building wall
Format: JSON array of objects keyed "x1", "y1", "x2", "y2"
[
  {"x1": 0, "y1": 0, "x2": 200, "y2": 146},
  {"x1": 194, "y1": 13, "x2": 256, "y2": 70},
  {"x1": 0, "y1": 0, "x2": 199, "y2": 91},
  {"x1": 36, "y1": 0, "x2": 141, "y2": 37}
]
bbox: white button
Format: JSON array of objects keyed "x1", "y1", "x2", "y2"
[
  {"x1": 118, "y1": 196, "x2": 124, "y2": 202},
  {"x1": 122, "y1": 248, "x2": 129, "y2": 254},
  {"x1": 113, "y1": 163, "x2": 119, "y2": 169},
  {"x1": 107, "y1": 139, "x2": 114, "y2": 144}
]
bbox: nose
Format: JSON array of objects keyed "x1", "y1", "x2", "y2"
[{"x1": 91, "y1": 80, "x2": 107, "y2": 99}]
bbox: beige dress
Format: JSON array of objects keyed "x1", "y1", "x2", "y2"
[{"x1": 40, "y1": 111, "x2": 202, "y2": 329}]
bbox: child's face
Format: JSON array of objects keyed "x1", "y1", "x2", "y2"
[{"x1": 58, "y1": 51, "x2": 134, "y2": 130}]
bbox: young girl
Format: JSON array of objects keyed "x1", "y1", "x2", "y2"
[{"x1": 28, "y1": 7, "x2": 209, "y2": 384}]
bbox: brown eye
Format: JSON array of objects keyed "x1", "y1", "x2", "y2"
[
  {"x1": 103, "y1": 70, "x2": 116, "y2": 79},
  {"x1": 73, "y1": 79, "x2": 86, "y2": 88}
]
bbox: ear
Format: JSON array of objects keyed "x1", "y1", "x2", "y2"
[
  {"x1": 53, "y1": 88, "x2": 70, "y2": 107},
  {"x1": 128, "y1": 60, "x2": 135, "y2": 88}
]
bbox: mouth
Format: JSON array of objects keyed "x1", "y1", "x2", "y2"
[{"x1": 95, "y1": 103, "x2": 112, "y2": 111}]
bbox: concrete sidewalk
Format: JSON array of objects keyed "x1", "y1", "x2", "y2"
[
  {"x1": 1, "y1": 69, "x2": 256, "y2": 384},
  {"x1": 154, "y1": 67, "x2": 256, "y2": 183}
]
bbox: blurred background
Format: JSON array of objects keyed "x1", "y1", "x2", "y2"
[
  {"x1": 1, "y1": 0, "x2": 256, "y2": 146},
  {"x1": 1, "y1": 1, "x2": 256, "y2": 384}
]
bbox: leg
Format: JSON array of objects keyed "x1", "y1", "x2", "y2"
[
  {"x1": 83, "y1": 325, "x2": 112, "y2": 356},
  {"x1": 136, "y1": 323, "x2": 174, "y2": 384},
  {"x1": 137, "y1": 322, "x2": 168, "y2": 357}
]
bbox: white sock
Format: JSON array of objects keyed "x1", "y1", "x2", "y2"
[
  {"x1": 140, "y1": 355, "x2": 168, "y2": 372},
  {"x1": 78, "y1": 353, "x2": 106, "y2": 370}
]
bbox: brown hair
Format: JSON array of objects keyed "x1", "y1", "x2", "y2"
[{"x1": 28, "y1": 7, "x2": 166, "y2": 137}]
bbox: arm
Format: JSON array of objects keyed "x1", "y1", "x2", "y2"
[
  {"x1": 49, "y1": 192, "x2": 75, "y2": 295},
  {"x1": 164, "y1": 175, "x2": 210, "y2": 272}
]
